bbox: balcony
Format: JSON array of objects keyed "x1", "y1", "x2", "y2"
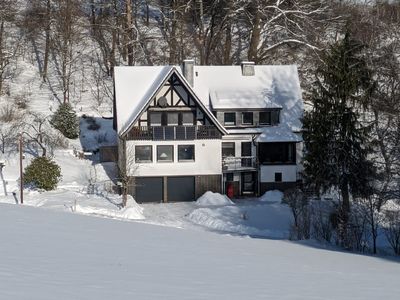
[
  {"x1": 126, "y1": 125, "x2": 221, "y2": 141},
  {"x1": 222, "y1": 156, "x2": 257, "y2": 172}
]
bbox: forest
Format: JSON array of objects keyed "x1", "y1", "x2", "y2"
[{"x1": 0, "y1": 0, "x2": 399, "y2": 254}]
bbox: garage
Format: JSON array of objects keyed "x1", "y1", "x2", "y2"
[
  {"x1": 167, "y1": 176, "x2": 195, "y2": 202},
  {"x1": 135, "y1": 177, "x2": 163, "y2": 203}
]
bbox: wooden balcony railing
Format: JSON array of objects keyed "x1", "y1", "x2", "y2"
[
  {"x1": 126, "y1": 125, "x2": 221, "y2": 141},
  {"x1": 222, "y1": 156, "x2": 257, "y2": 172}
]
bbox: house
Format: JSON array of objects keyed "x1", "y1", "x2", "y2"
[{"x1": 113, "y1": 60, "x2": 303, "y2": 203}]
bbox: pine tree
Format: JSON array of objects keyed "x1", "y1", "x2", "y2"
[
  {"x1": 302, "y1": 30, "x2": 376, "y2": 247},
  {"x1": 24, "y1": 156, "x2": 62, "y2": 191},
  {"x1": 50, "y1": 103, "x2": 79, "y2": 139}
]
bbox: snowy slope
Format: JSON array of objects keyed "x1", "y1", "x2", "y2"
[{"x1": 0, "y1": 203, "x2": 399, "y2": 300}]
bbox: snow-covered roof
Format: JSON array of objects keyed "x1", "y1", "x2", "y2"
[
  {"x1": 255, "y1": 125, "x2": 302, "y2": 143},
  {"x1": 209, "y1": 89, "x2": 282, "y2": 110},
  {"x1": 192, "y1": 65, "x2": 303, "y2": 131},
  {"x1": 114, "y1": 66, "x2": 171, "y2": 135},
  {"x1": 114, "y1": 66, "x2": 226, "y2": 136},
  {"x1": 114, "y1": 64, "x2": 303, "y2": 135}
]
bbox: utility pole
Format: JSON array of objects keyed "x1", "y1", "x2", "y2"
[{"x1": 19, "y1": 133, "x2": 23, "y2": 204}]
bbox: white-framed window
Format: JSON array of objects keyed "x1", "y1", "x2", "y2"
[
  {"x1": 242, "y1": 112, "x2": 253, "y2": 125},
  {"x1": 224, "y1": 112, "x2": 236, "y2": 126},
  {"x1": 157, "y1": 145, "x2": 174, "y2": 162},
  {"x1": 178, "y1": 145, "x2": 195, "y2": 161},
  {"x1": 135, "y1": 145, "x2": 153, "y2": 163}
]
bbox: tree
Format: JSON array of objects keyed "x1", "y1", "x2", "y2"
[
  {"x1": 302, "y1": 30, "x2": 376, "y2": 247},
  {"x1": 24, "y1": 156, "x2": 61, "y2": 190},
  {"x1": 50, "y1": 103, "x2": 79, "y2": 139}
]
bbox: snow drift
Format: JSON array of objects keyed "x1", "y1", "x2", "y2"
[{"x1": 195, "y1": 191, "x2": 234, "y2": 206}]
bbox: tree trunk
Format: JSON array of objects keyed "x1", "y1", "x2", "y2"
[
  {"x1": 125, "y1": 0, "x2": 134, "y2": 66},
  {"x1": 248, "y1": 3, "x2": 261, "y2": 63}
]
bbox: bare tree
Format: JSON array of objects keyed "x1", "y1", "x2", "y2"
[{"x1": 22, "y1": 112, "x2": 67, "y2": 157}]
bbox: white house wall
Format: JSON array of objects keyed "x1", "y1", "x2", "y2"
[
  {"x1": 126, "y1": 140, "x2": 222, "y2": 177},
  {"x1": 260, "y1": 165, "x2": 297, "y2": 183}
]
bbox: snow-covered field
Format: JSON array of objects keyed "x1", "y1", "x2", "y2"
[{"x1": 1, "y1": 202, "x2": 399, "y2": 300}]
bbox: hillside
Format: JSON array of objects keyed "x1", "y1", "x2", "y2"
[{"x1": 0, "y1": 203, "x2": 399, "y2": 300}]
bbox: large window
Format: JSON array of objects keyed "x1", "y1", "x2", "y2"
[
  {"x1": 178, "y1": 145, "x2": 195, "y2": 161},
  {"x1": 222, "y1": 142, "x2": 235, "y2": 157},
  {"x1": 135, "y1": 145, "x2": 152, "y2": 162},
  {"x1": 157, "y1": 145, "x2": 174, "y2": 162},
  {"x1": 259, "y1": 142, "x2": 296, "y2": 164},
  {"x1": 242, "y1": 112, "x2": 253, "y2": 125},
  {"x1": 224, "y1": 112, "x2": 236, "y2": 126}
]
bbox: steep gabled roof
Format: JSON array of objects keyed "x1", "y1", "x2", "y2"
[{"x1": 114, "y1": 66, "x2": 227, "y2": 136}]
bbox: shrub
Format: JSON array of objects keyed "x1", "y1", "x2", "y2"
[
  {"x1": 50, "y1": 103, "x2": 79, "y2": 139},
  {"x1": 24, "y1": 157, "x2": 62, "y2": 191},
  {"x1": 0, "y1": 104, "x2": 18, "y2": 122}
]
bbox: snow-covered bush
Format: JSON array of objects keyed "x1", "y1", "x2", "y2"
[
  {"x1": 24, "y1": 157, "x2": 62, "y2": 191},
  {"x1": 50, "y1": 103, "x2": 79, "y2": 139}
]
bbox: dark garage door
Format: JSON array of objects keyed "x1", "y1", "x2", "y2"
[
  {"x1": 135, "y1": 177, "x2": 163, "y2": 203},
  {"x1": 167, "y1": 176, "x2": 195, "y2": 202}
]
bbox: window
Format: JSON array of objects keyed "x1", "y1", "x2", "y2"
[
  {"x1": 242, "y1": 112, "x2": 253, "y2": 125},
  {"x1": 224, "y1": 112, "x2": 236, "y2": 126},
  {"x1": 149, "y1": 112, "x2": 162, "y2": 126},
  {"x1": 226, "y1": 173, "x2": 234, "y2": 181},
  {"x1": 271, "y1": 110, "x2": 280, "y2": 124},
  {"x1": 222, "y1": 142, "x2": 235, "y2": 157},
  {"x1": 167, "y1": 112, "x2": 179, "y2": 126},
  {"x1": 259, "y1": 111, "x2": 271, "y2": 125},
  {"x1": 259, "y1": 142, "x2": 296, "y2": 164},
  {"x1": 275, "y1": 172, "x2": 282, "y2": 182},
  {"x1": 182, "y1": 112, "x2": 195, "y2": 125},
  {"x1": 178, "y1": 145, "x2": 195, "y2": 161},
  {"x1": 157, "y1": 145, "x2": 174, "y2": 162},
  {"x1": 135, "y1": 145, "x2": 152, "y2": 162}
]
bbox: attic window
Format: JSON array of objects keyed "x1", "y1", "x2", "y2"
[
  {"x1": 224, "y1": 112, "x2": 236, "y2": 126},
  {"x1": 242, "y1": 112, "x2": 253, "y2": 125}
]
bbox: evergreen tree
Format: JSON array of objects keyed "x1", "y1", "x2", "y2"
[
  {"x1": 24, "y1": 156, "x2": 62, "y2": 191},
  {"x1": 50, "y1": 103, "x2": 79, "y2": 139},
  {"x1": 302, "y1": 31, "x2": 376, "y2": 246}
]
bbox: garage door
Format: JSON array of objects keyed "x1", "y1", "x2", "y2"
[
  {"x1": 135, "y1": 177, "x2": 163, "y2": 203},
  {"x1": 167, "y1": 176, "x2": 195, "y2": 202}
]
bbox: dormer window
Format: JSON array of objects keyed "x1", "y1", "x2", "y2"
[
  {"x1": 259, "y1": 111, "x2": 271, "y2": 125},
  {"x1": 259, "y1": 110, "x2": 280, "y2": 125},
  {"x1": 224, "y1": 112, "x2": 236, "y2": 126},
  {"x1": 242, "y1": 112, "x2": 253, "y2": 125}
]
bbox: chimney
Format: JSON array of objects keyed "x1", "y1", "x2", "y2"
[
  {"x1": 241, "y1": 61, "x2": 255, "y2": 76},
  {"x1": 183, "y1": 59, "x2": 194, "y2": 87}
]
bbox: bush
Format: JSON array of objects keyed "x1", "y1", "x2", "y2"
[
  {"x1": 50, "y1": 103, "x2": 79, "y2": 139},
  {"x1": 24, "y1": 157, "x2": 62, "y2": 191}
]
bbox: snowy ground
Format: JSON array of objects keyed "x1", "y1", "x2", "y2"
[{"x1": 1, "y1": 203, "x2": 399, "y2": 300}]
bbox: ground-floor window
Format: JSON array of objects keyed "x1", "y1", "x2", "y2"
[
  {"x1": 178, "y1": 145, "x2": 195, "y2": 161},
  {"x1": 157, "y1": 145, "x2": 174, "y2": 162},
  {"x1": 135, "y1": 145, "x2": 153, "y2": 162}
]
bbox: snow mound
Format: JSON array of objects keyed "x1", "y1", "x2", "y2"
[
  {"x1": 74, "y1": 195, "x2": 145, "y2": 220},
  {"x1": 195, "y1": 191, "x2": 234, "y2": 206},
  {"x1": 187, "y1": 205, "x2": 290, "y2": 239},
  {"x1": 259, "y1": 190, "x2": 283, "y2": 203}
]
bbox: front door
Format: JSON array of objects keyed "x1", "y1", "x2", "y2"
[{"x1": 241, "y1": 172, "x2": 256, "y2": 194}]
